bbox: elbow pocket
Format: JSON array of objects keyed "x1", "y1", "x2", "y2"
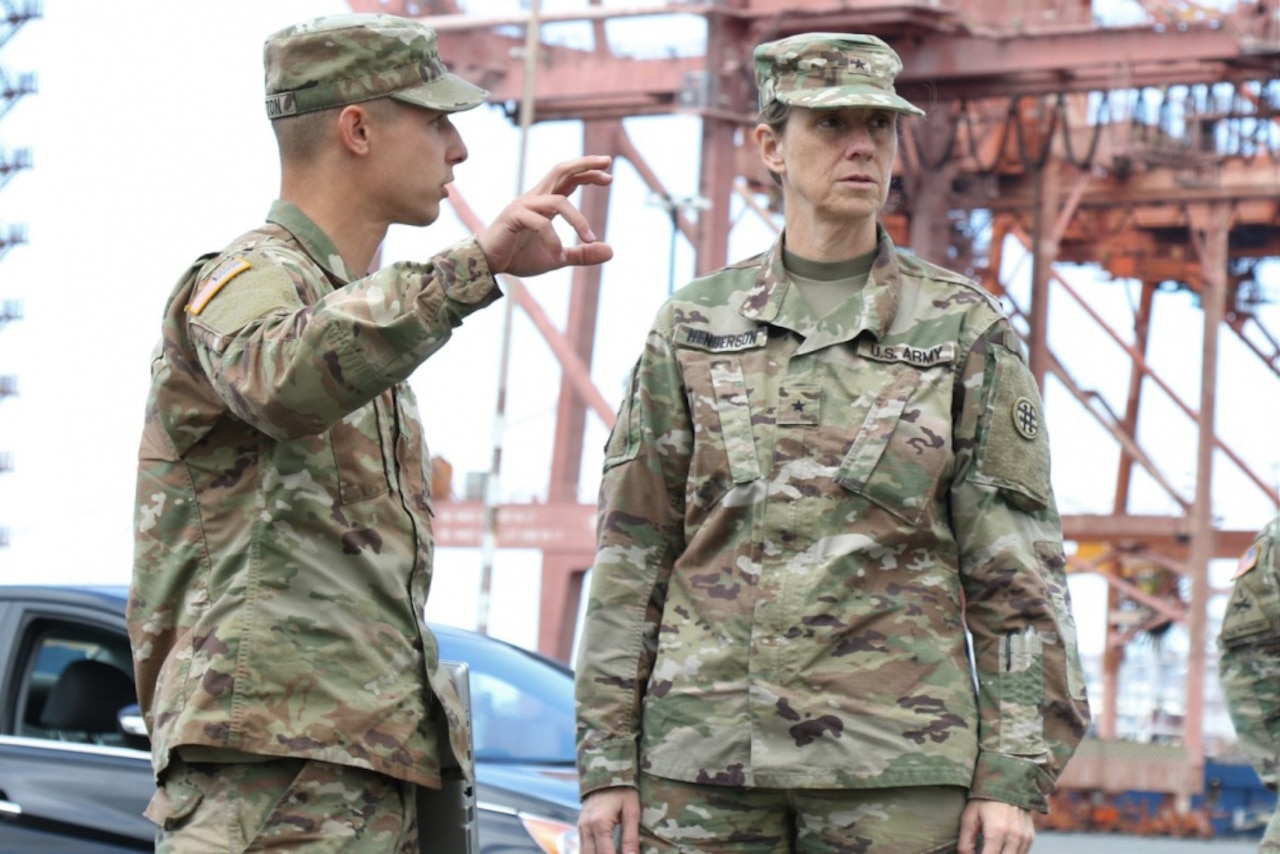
[{"x1": 972, "y1": 344, "x2": 1051, "y2": 512}]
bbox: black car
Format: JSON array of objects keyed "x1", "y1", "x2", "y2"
[{"x1": 0, "y1": 585, "x2": 580, "y2": 853}]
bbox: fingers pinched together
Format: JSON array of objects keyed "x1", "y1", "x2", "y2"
[{"x1": 476, "y1": 155, "x2": 615, "y2": 278}]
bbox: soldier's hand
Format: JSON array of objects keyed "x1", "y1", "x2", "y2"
[
  {"x1": 958, "y1": 798, "x2": 1034, "y2": 854},
  {"x1": 476, "y1": 155, "x2": 614, "y2": 278},
  {"x1": 578, "y1": 785, "x2": 639, "y2": 854}
]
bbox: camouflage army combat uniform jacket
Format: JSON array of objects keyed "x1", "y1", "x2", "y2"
[
  {"x1": 1219, "y1": 519, "x2": 1280, "y2": 791},
  {"x1": 131, "y1": 200, "x2": 498, "y2": 790},
  {"x1": 576, "y1": 228, "x2": 1090, "y2": 811}
]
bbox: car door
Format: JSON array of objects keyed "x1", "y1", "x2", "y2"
[{"x1": 0, "y1": 595, "x2": 153, "y2": 852}]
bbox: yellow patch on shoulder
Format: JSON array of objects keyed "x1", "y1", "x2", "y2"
[
  {"x1": 187, "y1": 256, "x2": 251, "y2": 315},
  {"x1": 1233, "y1": 545, "x2": 1260, "y2": 580}
]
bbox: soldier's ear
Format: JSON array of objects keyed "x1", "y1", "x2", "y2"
[
  {"x1": 337, "y1": 104, "x2": 376, "y2": 157},
  {"x1": 754, "y1": 123, "x2": 786, "y2": 177}
]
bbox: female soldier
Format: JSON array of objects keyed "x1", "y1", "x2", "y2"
[{"x1": 575, "y1": 32, "x2": 1089, "y2": 854}]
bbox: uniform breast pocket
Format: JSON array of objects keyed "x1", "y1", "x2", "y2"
[
  {"x1": 678, "y1": 347, "x2": 765, "y2": 508},
  {"x1": 330, "y1": 398, "x2": 391, "y2": 504},
  {"x1": 835, "y1": 364, "x2": 952, "y2": 525}
]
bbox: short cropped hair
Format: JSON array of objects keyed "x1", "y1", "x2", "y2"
[{"x1": 272, "y1": 98, "x2": 402, "y2": 163}]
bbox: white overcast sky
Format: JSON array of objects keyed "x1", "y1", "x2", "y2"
[{"x1": 0, "y1": 1, "x2": 1276, "y2": 660}]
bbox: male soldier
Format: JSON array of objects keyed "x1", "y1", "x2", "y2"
[
  {"x1": 1220, "y1": 517, "x2": 1280, "y2": 853},
  {"x1": 128, "y1": 13, "x2": 612, "y2": 852},
  {"x1": 574, "y1": 32, "x2": 1089, "y2": 854}
]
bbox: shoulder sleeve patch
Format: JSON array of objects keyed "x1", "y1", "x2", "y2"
[
  {"x1": 1221, "y1": 546, "x2": 1280, "y2": 645},
  {"x1": 187, "y1": 256, "x2": 252, "y2": 315},
  {"x1": 973, "y1": 343, "x2": 1051, "y2": 511},
  {"x1": 190, "y1": 258, "x2": 303, "y2": 336},
  {"x1": 1234, "y1": 545, "x2": 1261, "y2": 580}
]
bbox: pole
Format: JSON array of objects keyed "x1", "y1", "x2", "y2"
[
  {"x1": 667, "y1": 201, "x2": 677, "y2": 295},
  {"x1": 648, "y1": 191, "x2": 709, "y2": 295},
  {"x1": 1181, "y1": 202, "x2": 1228, "y2": 810},
  {"x1": 478, "y1": 0, "x2": 540, "y2": 636}
]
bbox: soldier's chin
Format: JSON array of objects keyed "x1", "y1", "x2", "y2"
[{"x1": 406, "y1": 207, "x2": 442, "y2": 228}]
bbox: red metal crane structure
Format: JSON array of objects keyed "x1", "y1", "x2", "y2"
[{"x1": 350, "y1": 0, "x2": 1280, "y2": 809}]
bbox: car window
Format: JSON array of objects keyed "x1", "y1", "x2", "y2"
[
  {"x1": 437, "y1": 629, "x2": 576, "y2": 765},
  {"x1": 11, "y1": 619, "x2": 139, "y2": 750}
]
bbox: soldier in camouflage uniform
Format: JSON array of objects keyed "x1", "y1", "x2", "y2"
[
  {"x1": 1219, "y1": 518, "x2": 1280, "y2": 853},
  {"x1": 129, "y1": 13, "x2": 612, "y2": 852},
  {"x1": 574, "y1": 33, "x2": 1089, "y2": 854}
]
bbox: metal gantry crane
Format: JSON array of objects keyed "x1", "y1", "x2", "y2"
[{"x1": 352, "y1": 0, "x2": 1280, "y2": 814}]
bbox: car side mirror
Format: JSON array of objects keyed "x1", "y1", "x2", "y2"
[{"x1": 118, "y1": 703, "x2": 150, "y2": 750}]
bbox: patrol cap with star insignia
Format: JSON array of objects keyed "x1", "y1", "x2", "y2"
[
  {"x1": 263, "y1": 13, "x2": 489, "y2": 120},
  {"x1": 753, "y1": 32, "x2": 925, "y2": 117}
]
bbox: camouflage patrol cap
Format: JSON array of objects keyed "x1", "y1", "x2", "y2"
[
  {"x1": 754, "y1": 32, "x2": 925, "y2": 117},
  {"x1": 263, "y1": 13, "x2": 489, "y2": 120}
]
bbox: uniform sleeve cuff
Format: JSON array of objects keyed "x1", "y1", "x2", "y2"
[
  {"x1": 969, "y1": 751, "x2": 1056, "y2": 813},
  {"x1": 435, "y1": 237, "x2": 499, "y2": 306},
  {"x1": 577, "y1": 737, "x2": 640, "y2": 800}
]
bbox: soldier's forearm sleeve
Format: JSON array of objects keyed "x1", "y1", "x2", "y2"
[
  {"x1": 189, "y1": 238, "x2": 499, "y2": 439},
  {"x1": 950, "y1": 321, "x2": 1091, "y2": 812},
  {"x1": 575, "y1": 329, "x2": 689, "y2": 798}
]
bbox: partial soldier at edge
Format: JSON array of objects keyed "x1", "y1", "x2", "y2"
[{"x1": 1220, "y1": 517, "x2": 1280, "y2": 854}]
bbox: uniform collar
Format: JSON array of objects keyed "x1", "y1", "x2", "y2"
[
  {"x1": 266, "y1": 200, "x2": 354, "y2": 284},
  {"x1": 740, "y1": 225, "x2": 901, "y2": 352}
]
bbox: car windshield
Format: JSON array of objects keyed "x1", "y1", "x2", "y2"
[{"x1": 436, "y1": 628, "x2": 576, "y2": 766}]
